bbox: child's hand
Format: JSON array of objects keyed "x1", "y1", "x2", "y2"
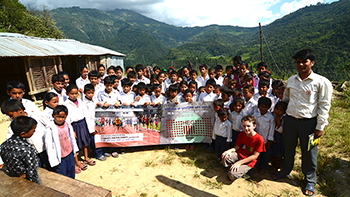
[
  {"x1": 151, "y1": 102, "x2": 155, "y2": 106},
  {"x1": 74, "y1": 131, "x2": 77, "y2": 138},
  {"x1": 0, "y1": 164, "x2": 3, "y2": 169},
  {"x1": 266, "y1": 141, "x2": 272, "y2": 149},
  {"x1": 103, "y1": 102, "x2": 110, "y2": 107},
  {"x1": 122, "y1": 102, "x2": 127, "y2": 106},
  {"x1": 135, "y1": 96, "x2": 140, "y2": 101},
  {"x1": 144, "y1": 102, "x2": 150, "y2": 106},
  {"x1": 130, "y1": 102, "x2": 134, "y2": 106},
  {"x1": 230, "y1": 162, "x2": 241, "y2": 172},
  {"x1": 225, "y1": 142, "x2": 231, "y2": 148},
  {"x1": 156, "y1": 102, "x2": 161, "y2": 105},
  {"x1": 114, "y1": 102, "x2": 120, "y2": 107},
  {"x1": 96, "y1": 102, "x2": 102, "y2": 107},
  {"x1": 175, "y1": 101, "x2": 179, "y2": 105}
]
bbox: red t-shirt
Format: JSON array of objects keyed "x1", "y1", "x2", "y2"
[{"x1": 235, "y1": 132, "x2": 265, "y2": 168}]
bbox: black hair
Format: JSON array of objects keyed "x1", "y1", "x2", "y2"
[
  {"x1": 230, "y1": 98, "x2": 245, "y2": 111},
  {"x1": 84, "y1": 84, "x2": 95, "y2": 92},
  {"x1": 233, "y1": 55, "x2": 242, "y2": 62},
  {"x1": 11, "y1": 116, "x2": 37, "y2": 136},
  {"x1": 52, "y1": 74, "x2": 65, "y2": 83},
  {"x1": 107, "y1": 66, "x2": 116, "y2": 73},
  {"x1": 121, "y1": 78, "x2": 132, "y2": 87},
  {"x1": 97, "y1": 64, "x2": 105, "y2": 70},
  {"x1": 258, "y1": 97, "x2": 272, "y2": 108},
  {"x1": 217, "y1": 108, "x2": 229, "y2": 117},
  {"x1": 222, "y1": 86, "x2": 233, "y2": 95},
  {"x1": 153, "y1": 66, "x2": 160, "y2": 72},
  {"x1": 153, "y1": 84, "x2": 161, "y2": 90},
  {"x1": 110, "y1": 75, "x2": 119, "y2": 82},
  {"x1": 238, "y1": 61, "x2": 248, "y2": 68},
  {"x1": 103, "y1": 76, "x2": 115, "y2": 85},
  {"x1": 137, "y1": 82, "x2": 146, "y2": 90},
  {"x1": 170, "y1": 70, "x2": 177, "y2": 76},
  {"x1": 242, "y1": 84, "x2": 255, "y2": 94},
  {"x1": 208, "y1": 67, "x2": 216, "y2": 73},
  {"x1": 53, "y1": 105, "x2": 68, "y2": 116},
  {"x1": 58, "y1": 71, "x2": 69, "y2": 78},
  {"x1": 258, "y1": 79, "x2": 270, "y2": 88},
  {"x1": 206, "y1": 79, "x2": 216, "y2": 87},
  {"x1": 257, "y1": 62, "x2": 267, "y2": 69},
  {"x1": 146, "y1": 84, "x2": 153, "y2": 91},
  {"x1": 275, "y1": 101, "x2": 288, "y2": 112},
  {"x1": 115, "y1": 66, "x2": 123, "y2": 72},
  {"x1": 43, "y1": 92, "x2": 58, "y2": 109},
  {"x1": 179, "y1": 80, "x2": 188, "y2": 88},
  {"x1": 272, "y1": 80, "x2": 284, "y2": 88},
  {"x1": 188, "y1": 80, "x2": 198, "y2": 88},
  {"x1": 1, "y1": 99, "x2": 25, "y2": 114},
  {"x1": 182, "y1": 89, "x2": 193, "y2": 97},
  {"x1": 243, "y1": 73, "x2": 254, "y2": 80},
  {"x1": 215, "y1": 84, "x2": 222, "y2": 92},
  {"x1": 7, "y1": 81, "x2": 25, "y2": 92},
  {"x1": 258, "y1": 71, "x2": 271, "y2": 79},
  {"x1": 88, "y1": 70, "x2": 100, "y2": 78},
  {"x1": 150, "y1": 74, "x2": 158, "y2": 81},
  {"x1": 125, "y1": 65, "x2": 134, "y2": 71},
  {"x1": 159, "y1": 70, "x2": 166, "y2": 76},
  {"x1": 79, "y1": 65, "x2": 88, "y2": 72},
  {"x1": 169, "y1": 84, "x2": 178, "y2": 92},
  {"x1": 127, "y1": 71, "x2": 137, "y2": 79},
  {"x1": 293, "y1": 49, "x2": 315, "y2": 61},
  {"x1": 135, "y1": 64, "x2": 145, "y2": 72},
  {"x1": 213, "y1": 99, "x2": 224, "y2": 108},
  {"x1": 199, "y1": 64, "x2": 207, "y2": 70},
  {"x1": 66, "y1": 84, "x2": 78, "y2": 93},
  {"x1": 215, "y1": 65, "x2": 223, "y2": 71},
  {"x1": 232, "y1": 88, "x2": 242, "y2": 97},
  {"x1": 198, "y1": 86, "x2": 205, "y2": 91},
  {"x1": 225, "y1": 66, "x2": 233, "y2": 71},
  {"x1": 189, "y1": 70, "x2": 198, "y2": 75}
]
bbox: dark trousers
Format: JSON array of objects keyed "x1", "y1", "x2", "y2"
[
  {"x1": 278, "y1": 115, "x2": 318, "y2": 185},
  {"x1": 53, "y1": 151, "x2": 75, "y2": 179},
  {"x1": 37, "y1": 150, "x2": 54, "y2": 171},
  {"x1": 231, "y1": 129, "x2": 241, "y2": 148},
  {"x1": 215, "y1": 135, "x2": 228, "y2": 158},
  {"x1": 255, "y1": 145, "x2": 272, "y2": 170}
]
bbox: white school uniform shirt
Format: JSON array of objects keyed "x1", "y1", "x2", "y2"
[
  {"x1": 63, "y1": 99, "x2": 85, "y2": 124},
  {"x1": 274, "y1": 114, "x2": 285, "y2": 134},
  {"x1": 43, "y1": 107, "x2": 54, "y2": 121},
  {"x1": 82, "y1": 98, "x2": 96, "y2": 134},
  {"x1": 21, "y1": 98, "x2": 41, "y2": 117},
  {"x1": 45, "y1": 121, "x2": 79, "y2": 168},
  {"x1": 151, "y1": 94, "x2": 166, "y2": 105},
  {"x1": 49, "y1": 88, "x2": 67, "y2": 104},
  {"x1": 216, "y1": 76, "x2": 224, "y2": 86},
  {"x1": 196, "y1": 74, "x2": 209, "y2": 88},
  {"x1": 161, "y1": 82, "x2": 167, "y2": 94},
  {"x1": 229, "y1": 110, "x2": 247, "y2": 131},
  {"x1": 75, "y1": 76, "x2": 90, "y2": 91},
  {"x1": 243, "y1": 98, "x2": 258, "y2": 115},
  {"x1": 135, "y1": 94, "x2": 151, "y2": 106},
  {"x1": 253, "y1": 111, "x2": 275, "y2": 143},
  {"x1": 135, "y1": 76, "x2": 150, "y2": 85},
  {"x1": 224, "y1": 100, "x2": 231, "y2": 110},
  {"x1": 97, "y1": 89, "x2": 120, "y2": 105},
  {"x1": 119, "y1": 91, "x2": 136, "y2": 106},
  {"x1": 212, "y1": 119, "x2": 232, "y2": 142},
  {"x1": 252, "y1": 92, "x2": 275, "y2": 111},
  {"x1": 199, "y1": 92, "x2": 218, "y2": 102},
  {"x1": 192, "y1": 91, "x2": 199, "y2": 102}
]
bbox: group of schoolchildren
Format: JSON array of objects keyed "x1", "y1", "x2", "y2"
[{"x1": 0, "y1": 57, "x2": 288, "y2": 184}]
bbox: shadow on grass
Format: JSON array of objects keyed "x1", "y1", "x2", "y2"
[{"x1": 156, "y1": 175, "x2": 219, "y2": 197}]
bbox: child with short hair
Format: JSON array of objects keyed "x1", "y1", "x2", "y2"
[
  {"x1": 107, "y1": 66, "x2": 116, "y2": 76},
  {"x1": 197, "y1": 64, "x2": 209, "y2": 87},
  {"x1": 127, "y1": 70, "x2": 137, "y2": 86},
  {"x1": 166, "y1": 84, "x2": 179, "y2": 104},
  {"x1": 208, "y1": 67, "x2": 216, "y2": 80},
  {"x1": 229, "y1": 98, "x2": 247, "y2": 147},
  {"x1": 63, "y1": 84, "x2": 95, "y2": 167},
  {"x1": 151, "y1": 84, "x2": 166, "y2": 106},
  {"x1": 50, "y1": 74, "x2": 67, "y2": 104},
  {"x1": 166, "y1": 70, "x2": 178, "y2": 89},
  {"x1": 58, "y1": 71, "x2": 70, "y2": 89},
  {"x1": 0, "y1": 116, "x2": 42, "y2": 184},
  {"x1": 198, "y1": 86, "x2": 206, "y2": 95},
  {"x1": 119, "y1": 78, "x2": 136, "y2": 107},
  {"x1": 214, "y1": 84, "x2": 222, "y2": 99},
  {"x1": 145, "y1": 84, "x2": 153, "y2": 96},
  {"x1": 76, "y1": 65, "x2": 90, "y2": 93},
  {"x1": 135, "y1": 64, "x2": 150, "y2": 84},
  {"x1": 221, "y1": 115, "x2": 265, "y2": 181},
  {"x1": 97, "y1": 76, "x2": 121, "y2": 108},
  {"x1": 177, "y1": 81, "x2": 188, "y2": 103},
  {"x1": 215, "y1": 65, "x2": 224, "y2": 86},
  {"x1": 181, "y1": 65, "x2": 191, "y2": 82},
  {"x1": 242, "y1": 85, "x2": 258, "y2": 115},
  {"x1": 125, "y1": 66, "x2": 134, "y2": 75},
  {"x1": 153, "y1": 66, "x2": 161, "y2": 75},
  {"x1": 198, "y1": 79, "x2": 217, "y2": 101},
  {"x1": 115, "y1": 66, "x2": 123, "y2": 79},
  {"x1": 269, "y1": 101, "x2": 287, "y2": 173},
  {"x1": 189, "y1": 70, "x2": 199, "y2": 86},
  {"x1": 254, "y1": 62, "x2": 268, "y2": 87},
  {"x1": 223, "y1": 66, "x2": 234, "y2": 80},
  {"x1": 45, "y1": 105, "x2": 78, "y2": 179},
  {"x1": 150, "y1": 74, "x2": 159, "y2": 85},
  {"x1": 98, "y1": 64, "x2": 107, "y2": 85},
  {"x1": 182, "y1": 89, "x2": 194, "y2": 103},
  {"x1": 6, "y1": 80, "x2": 41, "y2": 117},
  {"x1": 232, "y1": 88, "x2": 242, "y2": 99},
  {"x1": 221, "y1": 86, "x2": 232, "y2": 109},
  {"x1": 253, "y1": 79, "x2": 275, "y2": 111},
  {"x1": 43, "y1": 92, "x2": 59, "y2": 121},
  {"x1": 188, "y1": 81, "x2": 199, "y2": 102},
  {"x1": 258, "y1": 71, "x2": 272, "y2": 94},
  {"x1": 135, "y1": 82, "x2": 151, "y2": 107},
  {"x1": 212, "y1": 108, "x2": 232, "y2": 160},
  {"x1": 157, "y1": 71, "x2": 167, "y2": 94},
  {"x1": 87, "y1": 70, "x2": 103, "y2": 102},
  {"x1": 253, "y1": 97, "x2": 275, "y2": 175}
]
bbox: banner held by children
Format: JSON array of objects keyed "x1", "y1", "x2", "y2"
[{"x1": 94, "y1": 102, "x2": 215, "y2": 148}]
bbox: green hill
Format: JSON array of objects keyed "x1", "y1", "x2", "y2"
[{"x1": 50, "y1": 0, "x2": 350, "y2": 81}]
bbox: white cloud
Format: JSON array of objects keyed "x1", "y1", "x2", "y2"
[{"x1": 280, "y1": 0, "x2": 322, "y2": 15}]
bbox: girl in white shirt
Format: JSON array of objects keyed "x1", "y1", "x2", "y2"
[
  {"x1": 229, "y1": 98, "x2": 247, "y2": 147},
  {"x1": 42, "y1": 92, "x2": 59, "y2": 121}
]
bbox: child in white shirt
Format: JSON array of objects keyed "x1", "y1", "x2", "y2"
[
  {"x1": 42, "y1": 92, "x2": 59, "y2": 121},
  {"x1": 151, "y1": 84, "x2": 166, "y2": 106},
  {"x1": 119, "y1": 78, "x2": 136, "y2": 107},
  {"x1": 75, "y1": 65, "x2": 89, "y2": 93},
  {"x1": 242, "y1": 85, "x2": 258, "y2": 115},
  {"x1": 97, "y1": 76, "x2": 120, "y2": 108},
  {"x1": 198, "y1": 79, "x2": 218, "y2": 102},
  {"x1": 212, "y1": 108, "x2": 232, "y2": 160},
  {"x1": 135, "y1": 82, "x2": 151, "y2": 107},
  {"x1": 229, "y1": 98, "x2": 247, "y2": 147},
  {"x1": 49, "y1": 74, "x2": 67, "y2": 104}
]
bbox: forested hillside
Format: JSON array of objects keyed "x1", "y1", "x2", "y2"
[
  {"x1": 49, "y1": 0, "x2": 350, "y2": 81},
  {"x1": 0, "y1": 0, "x2": 63, "y2": 38}
]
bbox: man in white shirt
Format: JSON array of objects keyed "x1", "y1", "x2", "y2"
[
  {"x1": 196, "y1": 64, "x2": 209, "y2": 87},
  {"x1": 273, "y1": 49, "x2": 332, "y2": 196}
]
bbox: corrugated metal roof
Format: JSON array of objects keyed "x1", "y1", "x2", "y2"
[{"x1": 0, "y1": 33, "x2": 125, "y2": 58}]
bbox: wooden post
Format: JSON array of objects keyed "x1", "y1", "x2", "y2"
[
  {"x1": 196, "y1": 57, "x2": 198, "y2": 71},
  {"x1": 171, "y1": 60, "x2": 173, "y2": 68},
  {"x1": 259, "y1": 23, "x2": 263, "y2": 62}
]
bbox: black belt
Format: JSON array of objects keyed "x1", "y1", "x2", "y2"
[{"x1": 287, "y1": 115, "x2": 316, "y2": 121}]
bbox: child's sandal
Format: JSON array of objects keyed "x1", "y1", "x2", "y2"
[
  {"x1": 75, "y1": 166, "x2": 82, "y2": 174},
  {"x1": 80, "y1": 163, "x2": 88, "y2": 170},
  {"x1": 84, "y1": 160, "x2": 96, "y2": 166}
]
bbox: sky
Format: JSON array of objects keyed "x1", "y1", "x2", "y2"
[{"x1": 19, "y1": 0, "x2": 338, "y2": 27}]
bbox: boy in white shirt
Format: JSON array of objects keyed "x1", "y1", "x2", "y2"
[
  {"x1": 135, "y1": 64, "x2": 150, "y2": 85},
  {"x1": 86, "y1": 70, "x2": 103, "y2": 102},
  {"x1": 252, "y1": 79, "x2": 275, "y2": 112},
  {"x1": 196, "y1": 64, "x2": 209, "y2": 87},
  {"x1": 97, "y1": 76, "x2": 120, "y2": 108},
  {"x1": 198, "y1": 79, "x2": 218, "y2": 102},
  {"x1": 215, "y1": 65, "x2": 224, "y2": 86},
  {"x1": 242, "y1": 85, "x2": 257, "y2": 115},
  {"x1": 135, "y1": 82, "x2": 151, "y2": 107},
  {"x1": 151, "y1": 84, "x2": 166, "y2": 106},
  {"x1": 119, "y1": 78, "x2": 136, "y2": 107},
  {"x1": 49, "y1": 74, "x2": 67, "y2": 104},
  {"x1": 212, "y1": 108, "x2": 232, "y2": 160}
]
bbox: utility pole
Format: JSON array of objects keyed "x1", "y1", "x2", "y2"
[
  {"x1": 259, "y1": 23, "x2": 264, "y2": 62},
  {"x1": 196, "y1": 57, "x2": 198, "y2": 71}
]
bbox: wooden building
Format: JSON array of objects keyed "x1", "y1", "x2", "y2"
[{"x1": 0, "y1": 33, "x2": 125, "y2": 100}]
